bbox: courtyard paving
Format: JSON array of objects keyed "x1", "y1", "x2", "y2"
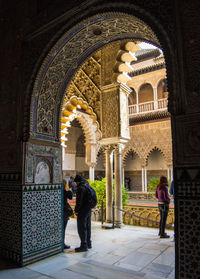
[{"x1": 0, "y1": 219, "x2": 175, "y2": 279}]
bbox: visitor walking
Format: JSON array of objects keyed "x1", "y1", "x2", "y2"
[{"x1": 156, "y1": 176, "x2": 170, "y2": 238}]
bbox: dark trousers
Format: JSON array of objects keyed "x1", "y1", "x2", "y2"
[
  {"x1": 77, "y1": 211, "x2": 91, "y2": 248},
  {"x1": 158, "y1": 203, "x2": 169, "y2": 235}
]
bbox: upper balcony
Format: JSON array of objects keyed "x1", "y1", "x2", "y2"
[{"x1": 128, "y1": 98, "x2": 168, "y2": 117}]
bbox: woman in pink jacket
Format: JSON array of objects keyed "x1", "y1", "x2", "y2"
[{"x1": 156, "y1": 176, "x2": 170, "y2": 238}]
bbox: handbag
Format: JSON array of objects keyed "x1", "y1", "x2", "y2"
[{"x1": 66, "y1": 203, "x2": 73, "y2": 217}]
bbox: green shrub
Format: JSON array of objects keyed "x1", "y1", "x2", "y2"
[
  {"x1": 148, "y1": 177, "x2": 159, "y2": 192},
  {"x1": 88, "y1": 178, "x2": 129, "y2": 208},
  {"x1": 148, "y1": 177, "x2": 171, "y2": 192}
]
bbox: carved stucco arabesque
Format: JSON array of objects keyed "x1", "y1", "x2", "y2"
[
  {"x1": 122, "y1": 120, "x2": 172, "y2": 166},
  {"x1": 63, "y1": 53, "x2": 101, "y2": 123},
  {"x1": 31, "y1": 13, "x2": 159, "y2": 140}
]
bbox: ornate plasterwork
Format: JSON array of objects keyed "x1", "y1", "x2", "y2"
[
  {"x1": 63, "y1": 53, "x2": 101, "y2": 121},
  {"x1": 122, "y1": 121, "x2": 172, "y2": 166},
  {"x1": 31, "y1": 12, "x2": 160, "y2": 141},
  {"x1": 101, "y1": 84, "x2": 119, "y2": 138}
]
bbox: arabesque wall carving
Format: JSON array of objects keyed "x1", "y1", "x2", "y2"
[
  {"x1": 123, "y1": 119, "x2": 172, "y2": 166},
  {"x1": 31, "y1": 13, "x2": 160, "y2": 141}
]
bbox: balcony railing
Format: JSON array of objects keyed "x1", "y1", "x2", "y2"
[{"x1": 128, "y1": 98, "x2": 168, "y2": 116}]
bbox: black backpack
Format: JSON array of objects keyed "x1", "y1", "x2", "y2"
[{"x1": 85, "y1": 184, "x2": 97, "y2": 209}]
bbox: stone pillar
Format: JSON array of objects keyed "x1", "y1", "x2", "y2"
[
  {"x1": 89, "y1": 163, "x2": 95, "y2": 183},
  {"x1": 114, "y1": 144, "x2": 123, "y2": 228},
  {"x1": 171, "y1": 166, "x2": 173, "y2": 181},
  {"x1": 141, "y1": 167, "x2": 145, "y2": 192},
  {"x1": 153, "y1": 87, "x2": 158, "y2": 110},
  {"x1": 105, "y1": 146, "x2": 113, "y2": 223},
  {"x1": 85, "y1": 143, "x2": 97, "y2": 182},
  {"x1": 144, "y1": 166, "x2": 148, "y2": 192},
  {"x1": 167, "y1": 166, "x2": 171, "y2": 181},
  {"x1": 136, "y1": 90, "x2": 139, "y2": 113},
  {"x1": 122, "y1": 167, "x2": 125, "y2": 188}
]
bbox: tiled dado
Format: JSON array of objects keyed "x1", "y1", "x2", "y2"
[
  {"x1": 22, "y1": 184, "x2": 63, "y2": 265},
  {"x1": 0, "y1": 183, "x2": 63, "y2": 266},
  {"x1": 175, "y1": 167, "x2": 200, "y2": 278},
  {"x1": 0, "y1": 185, "x2": 22, "y2": 264}
]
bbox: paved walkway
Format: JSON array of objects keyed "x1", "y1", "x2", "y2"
[{"x1": 0, "y1": 219, "x2": 175, "y2": 279}]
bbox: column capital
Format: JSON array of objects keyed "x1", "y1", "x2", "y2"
[{"x1": 87, "y1": 162, "x2": 96, "y2": 168}]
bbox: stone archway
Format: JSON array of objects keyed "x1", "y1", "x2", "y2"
[{"x1": 24, "y1": 11, "x2": 175, "y2": 266}]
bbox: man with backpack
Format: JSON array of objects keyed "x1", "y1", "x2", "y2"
[{"x1": 74, "y1": 174, "x2": 97, "y2": 252}]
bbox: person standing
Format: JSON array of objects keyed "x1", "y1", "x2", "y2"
[
  {"x1": 74, "y1": 175, "x2": 92, "y2": 252},
  {"x1": 69, "y1": 176, "x2": 77, "y2": 196},
  {"x1": 156, "y1": 176, "x2": 170, "y2": 238},
  {"x1": 63, "y1": 180, "x2": 73, "y2": 249}
]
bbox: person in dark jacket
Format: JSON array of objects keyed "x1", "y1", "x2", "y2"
[
  {"x1": 156, "y1": 176, "x2": 170, "y2": 238},
  {"x1": 74, "y1": 175, "x2": 92, "y2": 252},
  {"x1": 63, "y1": 180, "x2": 73, "y2": 249},
  {"x1": 69, "y1": 176, "x2": 77, "y2": 196}
]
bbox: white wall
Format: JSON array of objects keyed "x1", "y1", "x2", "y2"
[
  {"x1": 63, "y1": 153, "x2": 76, "y2": 170},
  {"x1": 76, "y1": 157, "x2": 88, "y2": 171}
]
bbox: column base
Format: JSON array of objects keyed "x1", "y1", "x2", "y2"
[
  {"x1": 105, "y1": 219, "x2": 112, "y2": 223},
  {"x1": 114, "y1": 221, "x2": 124, "y2": 228}
]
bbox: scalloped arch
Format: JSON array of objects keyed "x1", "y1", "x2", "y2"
[
  {"x1": 122, "y1": 148, "x2": 141, "y2": 167},
  {"x1": 62, "y1": 97, "x2": 101, "y2": 146},
  {"x1": 145, "y1": 146, "x2": 166, "y2": 164}
]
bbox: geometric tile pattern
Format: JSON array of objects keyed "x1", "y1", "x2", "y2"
[
  {"x1": 0, "y1": 186, "x2": 22, "y2": 264},
  {"x1": 176, "y1": 168, "x2": 200, "y2": 197},
  {"x1": 178, "y1": 199, "x2": 200, "y2": 278},
  {"x1": 22, "y1": 184, "x2": 63, "y2": 264},
  {"x1": 175, "y1": 167, "x2": 200, "y2": 278}
]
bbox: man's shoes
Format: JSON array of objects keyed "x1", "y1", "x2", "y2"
[
  {"x1": 75, "y1": 247, "x2": 88, "y2": 252},
  {"x1": 160, "y1": 233, "x2": 170, "y2": 238},
  {"x1": 64, "y1": 245, "x2": 71, "y2": 249},
  {"x1": 87, "y1": 242, "x2": 92, "y2": 249}
]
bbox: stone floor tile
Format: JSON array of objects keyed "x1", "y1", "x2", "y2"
[
  {"x1": 52, "y1": 268, "x2": 94, "y2": 279},
  {"x1": 120, "y1": 251, "x2": 156, "y2": 268},
  {"x1": 142, "y1": 262, "x2": 172, "y2": 276},
  {"x1": 114, "y1": 262, "x2": 142, "y2": 272},
  {"x1": 28, "y1": 255, "x2": 77, "y2": 276},
  {"x1": 68, "y1": 262, "x2": 142, "y2": 279},
  {"x1": 0, "y1": 268, "x2": 41, "y2": 279}
]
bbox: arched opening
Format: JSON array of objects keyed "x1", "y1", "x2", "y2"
[
  {"x1": 124, "y1": 150, "x2": 141, "y2": 191},
  {"x1": 23, "y1": 11, "x2": 175, "y2": 274},
  {"x1": 146, "y1": 148, "x2": 168, "y2": 187}
]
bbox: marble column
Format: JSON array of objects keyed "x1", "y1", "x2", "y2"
[
  {"x1": 153, "y1": 87, "x2": 158, "y2": 110},
  {"x1": 141, "y1": 167, "x2": 145, "y2": 192},
  {"x1": 89, "y1": 163, "x2": 95, "y2": 183},
  {"x1": 136, "y1": 91, "x2": 139, "y2": 113},
  {"x1": 144, "y1": 166, "x2": 148, "y2": 192},
  {"x1": 167, "y1": 166, "x2": 170, "y2": 181},
  {"x1": 171, "y1": 166, "x2": 173, "y2": 181},
  {"x1": 114, "y1": 144, "x2": 123, "y2": 228},
  {"x1": 105, "y1": 146, "x2": 113, "y2": 223}
]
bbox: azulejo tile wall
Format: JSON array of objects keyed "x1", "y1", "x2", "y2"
[
  {"x1": 22, "y1": 184, "x2": 63, "y2": 265},
  {"x1": 0, "y1": 185, "x2": 22, "y2": 264}
]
